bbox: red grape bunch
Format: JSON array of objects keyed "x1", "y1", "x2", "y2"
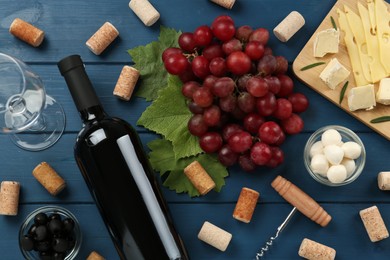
[{"x1": 162, "y1": 15, "x2": 309, "y2": 172}]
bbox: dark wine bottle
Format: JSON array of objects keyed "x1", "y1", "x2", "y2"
[{"x1": 58, "y1": 55, "x2": 189, "y2": 260}]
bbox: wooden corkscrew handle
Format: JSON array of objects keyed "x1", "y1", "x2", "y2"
[{"x1": 271, "y1": 175, "x2": 331, "y2": 227}]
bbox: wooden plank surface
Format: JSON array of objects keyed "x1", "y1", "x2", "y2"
[
  {"x1": 293, "y1": 0, "x2": 390, "y2": 140},
  {"x1": 1, "y1": 0, "x2": 390, "y2": 259}
]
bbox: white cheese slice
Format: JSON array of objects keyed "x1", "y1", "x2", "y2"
[
  {"x1": 347, "y1": 84, "x2": 376, "y2": 111},
  {"x1": 337, "y1": 8, "x2": 369, "y2": 86},
  {"x1": 319, "y1": 58, "x2": 350, "y2": 90},
  {"x1": 375, "y1": 0, "x2": 390, "y2": 73},
  {"x1": 313, "y1": 28, "x2": 340, "y2": 57},
  {"x1": 344, "y1": 5, "x2": 373, "y2": 83},
  {"x1": 377, "y1": 78, "x2": 390, "y2": 105},
  {"x1": 358, "y1": 3, "x2": 388, "y2": 83}
]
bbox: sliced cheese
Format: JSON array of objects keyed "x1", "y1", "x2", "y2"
[
  {"x1": 313, "y1": 28, "x2": 340, "y2": 57},
  {"x1": 377, "y1": 78, "x2": 390, "y2": 105},
  {"x1": 347, "y1": 84, "x2": 376, "y2": 111},
  {"x1": 319, "y1": 58, "x2": 350, "y2": 90},
  {"x1": 375, "y1": 0, "x2": 390, "y2": 73},
  {"x1": 344, "y1": 5, "x2": 373, "y2": 83},
  {"x1": 337, "y1": 8, "x2": 369, "y2": 86},
  {"x1": 358, "y1": 3, "x2": 388, "y2": 83}
]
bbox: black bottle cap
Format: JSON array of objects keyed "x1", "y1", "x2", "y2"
[{"x1": 58, "y1": 55, "x2": 100, "y2": 111}]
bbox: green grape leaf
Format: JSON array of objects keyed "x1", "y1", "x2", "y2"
[
  {"x1": 127, "y1": 26, "x2": 181, "y2": 101},
  {"x1": 148, "y1": 138, "x2": 229, "y2": 197},
  {"x1": 137, "y1": 75, "x2": 202, "y2": 159}
]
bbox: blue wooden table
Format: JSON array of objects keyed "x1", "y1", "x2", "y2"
[{"x1": 1, "y1": 0, "x2": 390, "y2": 259}]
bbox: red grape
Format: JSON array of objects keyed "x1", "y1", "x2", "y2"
[
  {"x1": 257, "y1": 55, "x2": 277, "y2": 76},
  {"x1": 235, "y1": 25, "x2": 253, "y2": 42},
  {"x1": 209, "y1": 57, "x2": 227, "y2": 77},
  {"x1": 193, "y1": 25, "x2": 213, "y2": 47},
  {"x1": 266, "y1": 146, "x2": 284, "y2": 168},
  {"x1": 202, "y1": 75, "x2": 218, "y2": 90},
  {"x1": 192, "y1": 56, "x2": 210, "y2": 79},
  {"x1": 288, "y1": 93, "x2": 309, "y2": 113},
  {"x1": 178, "y1": 32, "x2": 197, "y2": 52},
  {"x1": 179, "y1": 66, "x2": 197, "y2": 83},
  {"x1": 243, "y1": 113, "x2": 265, "y2": 134},
  {"x1": 228, "y1": 131, "x2": 253, "y2": 153},
  {"x1": 246, "y1": 77, "x2": 269, "y2": 97},
  {"x1": 199, "y1": 132, "x2": 223, "y2": 153},
  {"x1": 211, "y1": 15, "x2": 234, "y2": 29},
  {"x1": 239, "y1": 153, "x2": 256, "y2": 172},
  {"x1": 203, "y1": 105, "x2": 221, "y2": 126},
  {"x1": 277, "y1": 74, "x2": 294, "y2": 97},
  {"x1": 218, "y1": 145, "x2": 239, "y2": 166},
  {"x1": 222, "y1": 38, "x2": 243, "y2": 55},
  {"x1": 192, "y1": 87, "x2": 214, "y2": 107},
  {"x1": 222, "y1": 123, "x2": 243, "y2": 141},
  {"x1": 212, "y1": 20, "x2": 236, "y2": 41},
  {"x1": 164, "y1": 53, "x2": 189, "y2": 75},
  {"x1": 219, "y1": 94, "x2": 237, "y2": 112},
  {"x1": 162, "y1": 47, "x2": 182, "y2": 62},
  {"x1": 226, "y1": 51, "x2": 252, "y2": 75},
  {"x1": 264, "y1": 76, "x2": 281, "y2": 95},
  {"x1": 249, "y1": 28, "x2": 270, "y2": 45},
  {"x1": 274, "y1": 56, "x2": 288, "y2": 75},
  {"x1": 237, "y1": 92, "x2": 256, "y2": 113},
  {"x1": 258, "y1": 121, "x2": 284, "y2": 145},
  {"x1": 256, "y1": 92, "x2": 276, "y2": 116},
  {"x1": 281, "y1": 113, "x2": 304, "y2": 134},
  {"x1": 245, "y1": 41, "x2": 265, "y2": 60},
  {"x1": 182, "y1": 81, "x2": 201, "y2": 99},
  {"x1": 272, "y1": 98, "x2": 292, "y2": 120},
  {"x1": 188, "y1": 114, "x2": 208, "y2": 136},
  {"x1": 250, "y1": 142, "x2": 272, "y2": 165},
  {"x1": 202, "y1": 44, "x2": 225, "y2": 60},
  {"x1": 211, "y1": 77, "x2": 235, "y2": 98},
  {"x1": 188, "y1": 101, "x2": 204, "y2": 114},
  {"x1": 237, "y1": 74, "x2": 251, "y2": 91}
]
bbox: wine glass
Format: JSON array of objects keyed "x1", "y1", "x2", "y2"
[{"x1": 0, "y1": 53, "x2": 65, "y2": 151}]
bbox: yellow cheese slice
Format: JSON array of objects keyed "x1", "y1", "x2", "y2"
[
  {"x1": 344, "y1": 5, "x2": 373, "y2": 83},
  {"x1": 358, "y1": 3, "x2": 388, "y2": 83},
  {"x1": 337, "y1": 8, "x2": 369, "y2": 86},
  {"x1": 375, "y1": 0, "x2": 390, "y2": 73}
]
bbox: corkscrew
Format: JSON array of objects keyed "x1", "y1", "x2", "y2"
[
  {"x1": 255, "y1": 207, "x2": 297, "y2": 259},
  {"x1": 254, "y1": 175, "x2": 332, "y2": 259}
]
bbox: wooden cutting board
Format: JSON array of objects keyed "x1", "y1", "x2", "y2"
[{"x1": 292, "y1": 0, "x2": 390, "y2": 140}]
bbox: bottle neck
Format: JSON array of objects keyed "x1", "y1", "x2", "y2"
[
  {"x1": 79, "y1": 105, "x2": 107, "y2": 123},
  {"x1": 58, "y1": 55, "x2": 103, "y2": 119}
]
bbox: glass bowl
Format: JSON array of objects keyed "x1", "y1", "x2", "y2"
[
  {"x1": 303, "y1": 125, "x2": 366, "y2": 186},
  {"x1": 19, "y1": 206, "x2": 82, "y2": 260}
]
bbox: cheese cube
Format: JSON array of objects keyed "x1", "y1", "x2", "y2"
[
  {"x1": 347, "y1": 84, "x2": 376, "y2": 111},
  {"x1": 376, "y1": 78, "x2": 390, "y2": 105},
  {"x1": 313, "y1": 28, "x2": 340, "y2": 57},
  {"x1": 320, "y1": 58, "x2": 350, "y2": 90}
]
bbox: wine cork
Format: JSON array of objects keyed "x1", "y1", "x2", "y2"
[
  {"x1": 0, "y1": 181, "x2": 20, "y2": 216},
  {"x1": 198, "y1": 221, "x2": 232, "y2": 251},
  {"x1": 184, "y1": 161, "x2": 216, "y2": 195},
  {"x1": 233, "y1": 187, "x2": 259, "y2": 223},
  {"x1": 129, "y1": 0, "x2": 160, "y2": 26},
  {"x1": 87, "y1": 251, "x2": 105, "y2": 260},
  {"x1": 378, "y1": 171, "x2": 390, "y2": 190},
  {"x1": 359, "y1": 205, "x2": 389, "y2": 242},
  {"x1": 298, "y1": 238, "x2": 336, "y2": 260},
  {"x1": 271, "y1": 175, "x2": 331, "y2": 227},
  {"x1": 32, "y1": 162, "x2": 66, "y2": 196},
  {"x1": 273, "y1": 11, "x2": 305, "y2": 42},
  {"x1": 86, "y1": 22, "x2": 119, "y2": 55},
  {"x1": 9, "y1": 18, "x2": 45, "y2": 47},
  {"x1": 209, "y1": 0, "x2": 236, "y2": 9},
  {"x1": 113, "y1": 66, "x2": 140, "y2": 101}
]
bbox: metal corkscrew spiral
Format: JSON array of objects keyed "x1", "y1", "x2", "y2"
[{"x1": 255, "y1": 207, "x2": 297, "y2": 259}]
